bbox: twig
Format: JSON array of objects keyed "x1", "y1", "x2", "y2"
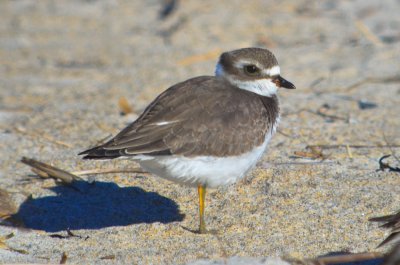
[
  {"x1": 338, "y1": 75, "x2": 400, "y2": 92},
  {"x1": 309, "y1": 77, "x2": 326, "y2": 89},
  {"x1": 0, "y1": 233, "x2": 28, "y2": 254},
  {"x1": 307, "y1": 144, "x2": 400, "y2": 149},
  {"x1": 277, "y1": 129, "x2": 294, "y2": 138},
  {"x1": 159, "y1": 16, "x2": 188, "y2": 43},
  {"x1": 21, "y1": 157, "x2": 147, "y2": 180},
  {"x1": 308, "y1": 251, "x2": 384, "y2": 264},
  {"x1": 21, "y1": 157, "x2": 82, "y2": 184},
  {"x1": 282, "y1": 108, "x2": 347, "y2": 121},
  {"x1": 293, "y1": 146, "x2": 328, "y2": 160},
  {"x1": 346, "y1": 144, "x2": 353, "y2": 158},
  {"x1": 315, "y1": 107, "x2": 347, "y2": 121},
  {"x1": 94, "y1": 134, "x2": 113, "y2": 146},
  {"x1": 262, "y1": 161, "x2": 337, "y2": 167},
  {"x1": 72, "y1": 168, "x2": 147, "y2": 176},
  {"x1": 59, "y1": 252, "x2": 67, "y2": 264},
  {"x1": 378, "y1": 155, "x2": 400, "y2": 173},
  {"x1": 383, "y1": 131, "x2": 400, "y2": 163},
  {"x1": 100, "y1": 255, "x2": 116, "y2": 260},
  {"x1": 50, "y1": 228, "x2": 89, "y2": 240},
  {"x1": 95, "y1": 122, "x2": 118, "y2": 135},
  {"x1": 0, "y1": 107, "x2": 33, "y2": 113},
  {"x1": 13, "y1": 126, "x2": 72, "y2": 148},
  {"x1": 355, "y1": 20, "x2": 383, "y2": 46}
]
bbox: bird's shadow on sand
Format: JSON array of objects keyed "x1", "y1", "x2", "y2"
[{"x1": 10, "y1": 180, "x2": 184, "y2": 232}]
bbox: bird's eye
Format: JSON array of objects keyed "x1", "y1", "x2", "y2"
[{"x1": 244, "y1": 65, "x2": 259, "y2": 75}]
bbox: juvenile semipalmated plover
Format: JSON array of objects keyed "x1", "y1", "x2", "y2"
[{"x1": 79, "y1": 47, "x2": 295, "y2": 233}]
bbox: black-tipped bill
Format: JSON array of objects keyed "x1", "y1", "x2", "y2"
[{"x1": 276, "y1": 76, "x2": 296, "y2": 89}]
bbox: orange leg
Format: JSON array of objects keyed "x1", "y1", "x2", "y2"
[{"x1": 197, "y1": 184, "x2": 206, "y2": 234}]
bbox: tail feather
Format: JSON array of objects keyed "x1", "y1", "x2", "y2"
[{"x1": 78, "y1": 145, "x2": 122, "y2": 160}]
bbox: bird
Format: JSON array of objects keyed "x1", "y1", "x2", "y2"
[{"x1": 79, "y1": 47, "x2": 295, "y2": 234}]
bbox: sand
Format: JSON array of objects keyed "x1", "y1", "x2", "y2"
[{"x1": 0, "y1": 0, "x2": 400, "y2": 264}]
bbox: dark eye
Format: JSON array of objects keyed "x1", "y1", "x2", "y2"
[{"x1": 244, "y1": 65, "x2": 259, "y2": 75}]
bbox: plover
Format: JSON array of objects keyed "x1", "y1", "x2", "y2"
[{"x1": 79, "y1": 47, "x2": 295, "y2": 233}]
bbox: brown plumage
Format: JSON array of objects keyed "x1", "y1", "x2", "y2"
[{"x1": 80, "y1": 76, "x2": 279, "y2": 159}]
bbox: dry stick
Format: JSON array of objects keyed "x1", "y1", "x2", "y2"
[
  {"x1": 21, "y1": 157, "x2": 147, "y2": 182},
  {"x1": 282, "y1": 109, "x2": 347, "y2": 121},
  {"x1": 72, "y1": 168, "x2": 147, "y2": 176},
  {"x1": 277, "y1": 129, "x2": 294, "y2": 138},
  {"x1": 342, "y1": 75, "x2": 400, "y2": 92},
  {"x1": 0, "y1": 107, "x2": 33, "y2": 113},
  {"x1": 100, "y1": 255, "x2": 116, "y2": 260},
  {"x1": 307, "y1": 144, "x2": 400, "y2": 149},
  {"x1": 382, "y1": 131, "x2": 400, "y2": 164},
  {"x1": 345, "y1": 144, "x2": 353, "y2": 158},
  {"x1": 315, "y1": 109, "x2": 347, "y2": 121},
  {"x1": 59, "y1": 252, "x2": 68, "y2": 264},
  {"x1": 263, "y1": 161, "x2": 337, "y2": 167},
  {"x1": 21, "y1": 157, "x2": 82, "y2": 184},
  {"x1": 95, "y1": 122, "x2": 118, "y2": 135},
  {"x1": 13, "y1": 126, "x2": 72, "y2": 148},
  {"x1": 308, "y1": 251, "x2": 384, "y2": 265},
  {"x1": 355, "y1": 20, "x2": 384, "y2": 46}
]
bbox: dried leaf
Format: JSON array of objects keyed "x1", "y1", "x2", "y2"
[
  {"x1": 118, "y1": 97, "x2": 133, "y2": 115},
  {"x1": 60, "y1": 252, "x2": 67, "y2": 264},
  {"x1": 293, "y1": 146, "x2": 327, "y2": 160},
  {"x1": 0, "y1": 233, "x2": 28, "y2": 254}
]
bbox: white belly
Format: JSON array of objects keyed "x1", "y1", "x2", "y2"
[{"x1": 135, "y1": 131, "x2": 274, "y2": 188}]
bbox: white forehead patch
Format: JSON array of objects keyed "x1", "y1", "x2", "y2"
[{"x1": 263, "y1": 65, "x2": 280, "y2": 76}]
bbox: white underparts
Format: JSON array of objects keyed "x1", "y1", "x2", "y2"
[{"x1": 134, "y1": 123, "x2": 278, "y2": 188}]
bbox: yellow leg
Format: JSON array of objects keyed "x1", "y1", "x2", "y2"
[{"x1": 198, "y1": 184, "x2": 206, "y2": 234}]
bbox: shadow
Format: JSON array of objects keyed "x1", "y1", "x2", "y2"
[{"x1": 9, "y1": 181, "x2": 184, "y2": 232}]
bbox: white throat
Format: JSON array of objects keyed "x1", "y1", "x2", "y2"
[{"x1": 215, "y1": 63, "x2": 279, "y2": 97}]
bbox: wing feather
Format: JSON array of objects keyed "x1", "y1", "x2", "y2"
[{"x1": 80, "y1": 76, "x2": 277, "y2": 159}]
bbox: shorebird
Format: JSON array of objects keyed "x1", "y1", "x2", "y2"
[{"x1": 79, "y1": 47, "x2": 295, "y2": 233}]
